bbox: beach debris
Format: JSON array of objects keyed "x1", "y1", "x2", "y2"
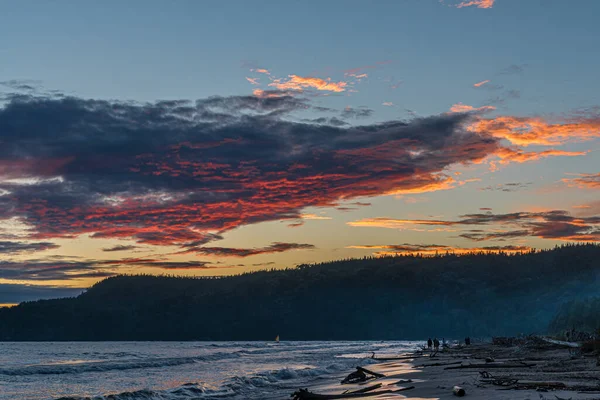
[
  {"x1": 342, "y1": 383, "x2": 382, "y2": 394},
  {"x1": 485, "y1": 357, "x2": 495, "y2": 363},
  {"x1": 370, "y1": 352, "x2": 423, "y2": 361},
  {"x1": 391, "y1": 378, "x2": 413, "y2": 385},
  {"x1": 420, "y1": 361, "x2": 462, "y2": 367},
  {"x1": 446, "y1": 361, "x2": 536, "y2": 370},
  {"x1": 291, "y1": 387, "x2": 413, "y2": 400},
  {"x1": 453, "y1": 385, "x2": 466, "y2": 396},
  {"x1": 340, "y1": 366, "x2": 385, "y2": 384}
]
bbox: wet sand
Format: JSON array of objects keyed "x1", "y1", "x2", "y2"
[{"x1": 298, "y1": 340, "x2": 600, "y2": 399}]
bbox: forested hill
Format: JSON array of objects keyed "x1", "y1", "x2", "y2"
[{"x1": 1, "y1": 244, "x2": 599, "y2": 341}]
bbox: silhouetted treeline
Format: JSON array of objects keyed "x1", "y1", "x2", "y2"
[
  {"x1": 549, "y1": 296, "x2": 600, "y2": 334},
  {"x1": 0, "y1": 243, "x2": 599, "y2": 341}
]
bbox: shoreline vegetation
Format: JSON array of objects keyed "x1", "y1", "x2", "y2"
[
  {"x1": 292, "y1": 336, "x2": 600, "y2": 399},
  {"x1": 0, "y1": 244, "x2": 599, "y2": 341}
]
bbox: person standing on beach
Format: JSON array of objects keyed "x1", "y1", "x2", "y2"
[
  {"x1": 427, "y1": 338, "x2": 433, "y2": 349},
  {"x1": 433, "y1": 338, "x2": 439, "y2": 351}
]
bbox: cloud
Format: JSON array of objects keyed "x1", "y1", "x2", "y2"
[
  {"x1": 0, "y1": 241, "x2": 59, "y2": 254},
  {"x1": 498, "y1": 64, "x2": 527, "y2": 75},
  {"x1": 300, "y1": 214, "x2": 332, "y2": 220},
  {"x1": 473, "y1": 80, "x2": 490, "y2": 88},
  {"x1": 102, "y1": 245, "x2": 138, "y2": 252},
  {"x1": 180, "y1": 242, "x2": 315, "y2": 257},
  {"x1": 562, "y1": 173, "x2": 600, "y2": 189},
  {"x1": 0, "y1": 93, "x2": 505, "y2": 256},
  {"x1": 382, "y1": 102, "x2": 394, "y2": 107},
  {"x1": 450, "y1": 103, "x2": 496, "y2": 113},
  {"x1": 347, "y1": 243, "x2": 530, "y2": 256},
  {"x1": 245, "y1": 77, "x2": 259, "y2": 85},
  {"x1": 349, "y1": 209, "x2": 600, "y2": 242},
  {"x1": 341, "y1": 106, "x2": 374, "y2": 119},
  {"x1": 0, "y1": 260, "x2": 114, "y2": 281},
  {"x1": 466, "y1": 114, "x2": 600, "y2": 147},
  {"x1": 269, "y1": 75, "x2": 347, "y2": 92},
  {"x1": 453, "y1": 0, "x2": 495, "y2": 8},
  {"x1": 251, "y1": 68, "x2": 270, "y2": 75},
  {"x1": 478, "y1": 182, "x2": 532, "y2": 192},
  {"x1": 344, "y1": 61, "x2": 392, "y2": 77},
  {"x1": 302, "y1": 117, "x2": 349, "y2": 126}
]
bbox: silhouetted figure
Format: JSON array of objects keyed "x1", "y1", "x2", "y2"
[
  {"x1": 427, "y1": 338, "x2": 433, "y2": 349},
  {"x1": 433, "y1": 337, "x2": 439, "y2": 351},
  {"x1": 465, "y1": 337, "x2": 471, "y2": 345}
]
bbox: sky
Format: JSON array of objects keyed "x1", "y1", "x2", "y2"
[{"x1": 0, "y1": 0, "x2": 599, "y2": 304}]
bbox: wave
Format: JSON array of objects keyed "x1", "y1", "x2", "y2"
[
  {"x1": 0, "y1": 351, "x2": 242, "y2": 376},
  {"x1": 52, "y1": 361, "x2": 375, "y2": 400}
]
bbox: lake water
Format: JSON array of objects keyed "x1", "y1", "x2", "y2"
[{"x1": 0, "y1": 341, "x2": 420, "y2": 399}]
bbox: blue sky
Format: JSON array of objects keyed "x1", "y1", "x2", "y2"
[{"x1": 0, "y1": 0, "x2": 599, "y2": 303}]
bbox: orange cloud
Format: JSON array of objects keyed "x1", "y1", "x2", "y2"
[
  {"x1": 454, "y1": 0, "x2": 495, "y2": 9},
  {"x1": 450, "y1": 103, "x2": 496, "y2": 113},
  {"x1": 246, "y1": 77, "x2": 259, "y2": 85},
  {"x1": 300, "y1": 213, "x2": 332, "y2": 220},
  {"x1": 269, "y1": 75, "x2": 347, "y2": 92},
  {"x1": 348, "y1": 218, "x2": 454, "y2": 229},
  {"x1": 473, "y1": 80, "x2": 490, "y2": 87},
  {"x1": 387, "y1": 175, "x2": 457, "y2": 195},
  {"x1": 251, "y1": 68, "x2": 270, "y2": 75},
  {"x1": 561, "y1": 173, "x2": 600, "y2": 189},
  {"x1": 494, "y1": 147, "x2": 587, "y2": 165},
  {"x1": 467, "y1": 116, "x2": 600, "y2": 147}
]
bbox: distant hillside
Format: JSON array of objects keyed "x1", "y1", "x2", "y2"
[{"x1": 1, "y1": 244, "x2": 599, "y2": 341}]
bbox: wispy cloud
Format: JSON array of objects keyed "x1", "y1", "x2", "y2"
[
  {"x1": 453, "y1": 0, "x2": 495, "y2": 9},
  {"x1": 0, "y1": 241, "x2": 59, "y2": 254},
  {"x1": 349, "y1": 209, "x2": 600, "y2": 242},
  {"x1": 179, "y1": 242, "x2": 315, "y2": 257},
  {"x1": 382, "y1": 102, "x2": 394, "y2": 107},
  {"x1": 245, "y1": 77, "x2": 259, "y2": 85},
  {"x1": 467, "y1": 115, "x2": 600, "y2": 146},
  {"x1": 473, "y1": 80, "x2": 490, "y2": 88},
  {"x1": 450, "y1": 103, "x2": 496, "y2": 113},
  {"x1": 562, "y1": 173, "x2": 600, "y2": 189},
  {"x1": 102, "y1": 245, "x2": 138, "y2": 252},
  {"x1": 269, "y1": 75, "x2": 348, "y2": 92}
]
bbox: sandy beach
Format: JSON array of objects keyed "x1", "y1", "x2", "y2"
[{"x1": 293, "y1": 339, "x2": 600, "y2": 400}]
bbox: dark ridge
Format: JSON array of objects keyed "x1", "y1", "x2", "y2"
[{"x1": 0, "y1": 243, "x2": 599, "y2": 341}]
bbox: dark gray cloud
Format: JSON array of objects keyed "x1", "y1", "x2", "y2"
[
  {"x1": 341, "y1": 106, "x2": 374, "y2": 119},
  {"x1": 102, "y1": 245, "x2": 138, "y2": 252},
  {"x1": 479, "y1": 182, "x2": 532, "y2": 192},
  {"x1": 498, "y1": 64, "x2": 527, "y2": 75},
  {"x1": 180, "y1": 242, "x2": 315, "y2": 257},
  {"x1": 0, "y1": 241, "x2": 59, "y2": 254},
  {"x1": 302, "y1": 117, "x2": 349, "y2": 126}
]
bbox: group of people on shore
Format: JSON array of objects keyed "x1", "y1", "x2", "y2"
[{"x1": 427, "y1": 337, "x2": 443, "y2": 350}]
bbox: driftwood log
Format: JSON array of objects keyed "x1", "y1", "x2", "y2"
[
  {"x1": 340, "y1": 366, "x2": 385, "y2": 384},
  {"x1": 445, "y1": 362, "x2": 536, "y2": 370},
  {"x1": 291, "y1": 387, "x2": 413, "y2": 400}
]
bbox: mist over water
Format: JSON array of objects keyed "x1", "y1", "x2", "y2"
[{"x1": 0, "y1": 341, "x2": 420, "y2": 399}]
